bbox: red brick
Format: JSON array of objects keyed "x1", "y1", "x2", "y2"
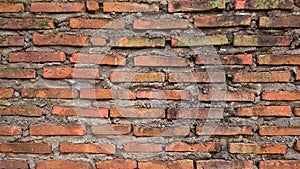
[
  {"x1": 296, "y1": 141, "x2": 300, "y2": 151},
  {"x1": 259, "y1": 160, "x2": 300, "y2": 169},
  {"x1": 196, "y1": 126, "x2": 253, "y2": 136},
  {"x1": 198, "y1": 90, "x2": 255, "y2": 102},
  {"x1": 80, "y1": 89, "x2": 136, "y2": 100},
  {"x1": 0, "y1": 160, "x2": 28, "y2": 169},
  {"x1": 236, "y1": 106, "x2": 291, "y2": 117},
  {"x1": 168, "y1": 0, "x2": 225, "y2": 13},
  {"x1": 110, "y1": 72, "x2": 165, "y2": 83},
  {"x1": 36, "y1": 160, "x2": 91, "y2": 169},
  {"x1": 168, "y1": 72, "x2": 225, "y2": 83},
  {"x1": 52, "y1": 106, "x2": 108, "y2": 118},
  {"x1": 0, "y1": 68, "x2": 35, "y2": 79},
  {"x1": 9, "y1": 52, "x2": 66, "y2": 63},
  {"x1": 197, "y1": 160, "x2": 253, "y2": 169},
  {"x1": 260, "y1": 16, "x2": 300, "y2": 28},
  {"x1": 90, "y1": 37, "x2": 106, "y2": 46},
  {"x1": 33, "y1": 34, "x2": 88, "y2": 46},
  {"x1": 91, "y1": 124, "x2": 131, "y2": 135},
  {"x1": 262, "y1": 91, "x2": 300, "y2": 101},
  {"x1": 233, "y1": 71, "x2": 291, "y2": 83},
  {"x1": 295, "y1": 108, "x2": 300, "y2": 116},
  {"x1": 70, "y1": 53, "x2": 126, "y2": 66},
  {"x1": 0, "y1": 2, "x2": 24, "y2": 13},
  {"x1": 43, "y1": 67, "x2": 100, "y2": 79},
  {"x1": 0, "y1": 35, "x2": 24, "y2": 47},
  {"x1": 30, "y1": 2, "x2": 85, "y2": 13},
  {"x1": 22, "y1": 88, "x2": 78, "y2": 99},
  {"x1": 0, "y1": 142, "x2": 51, "y2": 154},
  {"x1": 110, "y1": 108, "x2": 165, "y2": 118},
  {"x1": 86, "y1": 0, "x2": 99, "y2": 12},
  {"x1": 133, "y1": 19, "x2": 188, "y2": 29},
  {"x1": 196, "y1": 54, "x2": 253, "y2": 65},
  {"x1": 70, "y1": 19, "x2": 125, "y2": 29},
  {"x1": 96, "y1": 159, "x2": 136, "y2": 169},
  {"x1": 0, "y1": 126, "x2": 22, "y2": 136},
  {"x1": 258, "y1": 54, "x2": 300, "y2": 65},
  {"x1": 110, "y1": 37, "x2": 165, "y2": 48},
  {"x1": 137, "y1": 90, "x2": 190, "y2": 100},
  {"x1": 123, "y1": 142, "x2": 162, "y2": 152},
  {"x1": 259, "y1": 126, "x2": 300, "y2": 136},
  {"x1": 134, "y1": 56, "x2": 190, "y2": 67},
  {"x1": 167, "y1": 108, "x2": 224, "y2": 119},
  {"x1": 0, "y1": 18, "x2": 54, "y2": 29},
  {"x1": 172, "y1": 35, "x2": 228, "y2": 47},
  {"x1": 166, "y1": 142, "x2": 220, "y2": 152},
  {"x1": 297, "y1": 70, "x2": 300, "y2": 80},
  {"x1": 134, "y1": 126, "x2": 190, "y2": 137},
  {"x1": 195, "y1": 15, "x2": 251, "y2": 27},
  {"x1": 60, "y1": 142, "x2": 115, "y2": 154},
  {"x1": 139, "y1": 160, "x2": 194, "y2": 169},
  {"x1": 0, "y1": 106, "x2": 43, "y2": 117},
  {"x1": 30, "y1": 125, "x2": 86, "y2": 136},
  {"x1": 235, "y1": 0, "x2": 294, "y2": 10},
  {"x1": 234, "y1": 35, "x2": 292, "y2": 47},
  {"x1": 103, "y1": 2, "x2": 159, "y2": 12},
  {"x1": 0, "y1": 88, "x2": 14, "y2": 99},
  {"x1": 229, "y1": 143, "x2": 286, "y2": 154}
]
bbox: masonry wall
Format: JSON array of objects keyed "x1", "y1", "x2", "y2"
[{"x1": 0, "y1": 0, "x2": 300, "y2": 169}]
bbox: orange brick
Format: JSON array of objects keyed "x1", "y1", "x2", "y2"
[
  {"x1": 43, "y1": 67, "x2": 100, "y2": 79},
  {"x1": 123, "y1": 142, "x2": 162, "y2": 152},
  {"x1": 134, "y1": 56, "x2": 190, "y2": 67},
  {"x1": 259, "y1": 160, "x2": 300, "y2": 169},
  {"x1": 96, "y1": 159, "x2": 136, "y2": 169},
  {"x1": 0, "y1": 88, "x2": 14, "y2": 99},
  {"x1": 60, "y1": 142, "x2": 115, "y2": 154},
  {"x1": 0, "y1": 2, "x2": 24, "y2": 12},
  {"x1": 22, "y1": 88, "x2": 78, "y2": 99},
  {"x1": 262, "y1": 91, "x2": 300, "y2": 101},
  {"x1": 9, "y1": 52, "x2": 65, "y2": 63},
  {"x1": 36, "y1": 160, "x2": 91, "y2": 169},
  {"x1": 199, "y1": 90, "x2": 255, "y2": 102},
  {"x1": 86, "y1": 0, "x2": 99, "y2": 12},
  {"x1": 197, "y1": 160, "x2": 253, "y2": 169},
  {"x1": 133, "y1": 19, "x2": 188, "y2": 29},
  {"x1": 233, "y1": 71, "x2": 290, "y2": 82},
  {"x1": 110, "y1": 72, "x2": 165, "y2": 83},
  {"x1": 110, "y1": 37, "x2": 165, "y2": 48},
  {"x1": 70, "y1": 19, "x2": 125, "y2": 29},
  {"x1": 0, "y1": 160, "x2": 28, "y2": 169},
  {"x1": 196, "y1": 126, "x2": 253, "y2": 136},
  {"x1": 167, "y1": 108, "x2": 224, "y2": 119},
  {"x1": 166, "y1": 142, "x2": 220, "y2": 152},
  {"x1": 91, "y1": 124, "x2": 131, "y2": 135},
  {"x1": 195, "y1": 54, "x2": 253, "y2": 65},
  {"x1": 80, "y1": 89, "x2": 136, "y2": 100},
  {"x1": 103, "y1": 2, "x2": 159, "y2": 12},
  {"x1": 195, "y1": 15, "x2": 251, "y2": 27},
  {"x1": 30, "y1": 2, "x2": 85, "y2": 13},
  {"x1": 295, "y1": 140, "x2": 300, "y2": 151},
  {"x1": 295, "y1": 108, "x2": 300, "y2": 116},
  {"x1": 0, "y1": 106, "x2": 43, "y2": 117},
  {"x1": 134, "y1": 126, "x2": 190, "y2": 137},
  {"x1": 70, "y1": 53, "x2": 126, "y2": 65},
  {"x1": 52, "y1": 106, "x2": 108, "y2": 118},
  {"x1": 236, "y1": 106, "x2": 291, "y2": 117},
  {"x1": 0, "y1": 142, "x2": 51, "y2": 154},
  {"x1": 139, "y1": 160, "x2": 194, "y2": 169},
  {"x1": 90, "y1": 37, "x2": 106, "y2": 46},
  {"x1": 33, "y1": 34, "x2": 88, "y2": 46},
  {"x1": 229, "y1": 143, "x2": 286, "y2": 154},
  {"x1": 168, "y1": 72, "x2": 225, "y2": 83},
  {"x1": 137, "y1": 90, "x2": 190, "y2": 100},
  {"x1": 30, "y1": 125, "x2": 86, "y2": 136},
  {"x1": 110, "y1": 108, "x2": 165, "y2": 118},
  {"x1": 259, "y1": 126, "x2": 300, "y2": 136},
  {"x1": 258, "y1": 54, "x2": 300, "y2": 65},
  {"x1": 0, "y1": 126, "x2": 22, "y2": 136}
]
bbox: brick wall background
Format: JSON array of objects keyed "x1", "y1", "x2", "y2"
[{"x1": 0, "y1": 0, "x2": 300, "y2": 169}]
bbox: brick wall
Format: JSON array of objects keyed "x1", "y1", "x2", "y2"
[{"x1": 0, "y1": 0, "x2": 300, "y2": 169}]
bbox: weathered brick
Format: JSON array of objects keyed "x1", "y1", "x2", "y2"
[
  {"x1": 22, "y1": 88, "x2": 78, "y2": 99},
  {"x1": 0, "y1": 88, "x2": 14, "y2": 99},
  {"x1": 195, "y1": 54, "x2": 253, "y2": 65},
  {"x1": 52, "y1": 106, "x2": 108, "y2": 118},
  {"x1": 0, "y1": 18, "x2": 54, "y2": 29},
  {"x1": 133, "y1": 19, "x2": 188, "y2": 29},
  {"x1": 295, "y1": 108, "x2": 300, "y2": 116},
  {"x1": 259, "y1": 126, "x2": 300, "y2": 136},
  {"x1": 0, "y1": 160, "x2": 28, "y2": 169},
  {"x1": 168, "y1": 0, "x2": 225, "y2": 13},
  {"x1": 43, "y1": 67, "x2": 100, "y2": 79},
  {"x1": 262, "y1": 91, "x2": 300, "y2": 101},
  {"x1": 166, "y1": 142, "x2": 220, "y2": 152},
  {"x1": 197, "y1": 160, "x2": 253, "y2": 169},
  {"x1": 110, "y1": 37, "x2": 165, "y2": 48},
  {"x1": 168, "y1": 72, "x2": 225, "y2": 83},
  {"x1": 172, "y1": 35, "x2": 228, "y2": 47},
  {"x1": 30, "y1": 125, "x2": 86, "y2": 136},
  {"x1": 167, "y1": 108, "x2": 224, "y2": 119},
  {"x1": 297, "y1": 70, "x2": 300, "y2": 81},
  {"x1": 133, "y1": 126, "x2": 190, "y2": 137},
  {"x1": 36, "y1": 160, "x2": 91, "y2": 169},
  {"x1": 260, "y1": 16, "x2": 300, "y2": 28},
  {"x1": 0, "y1": 106, "x2": 43, "y2": 117},
  {"x1": 0, "y1": 2, "x2": 24, "y2": 13},
  {"x1": 70, "y1": 53, "x2": 126, "y2": 66},
  {"x1": 30, "y1": 2, "x2": 85, "y2": 13},
  {"x1": 110, "y1": 72, "x2": 165, "y2": 83},
  {"x1": 196, "y1": 126, "x2": 253, "y2": 135},
  {"x1": 9, "y1": 52, "x2": 66, "y2": 63},
  {"x1": 229, "y1": 143, "x2": 286, "y2": 154},
  {"x1": 233, "y1": 71, "x2": 291, "y2": 83},
  {"x1": 60, "y1": 142, "x2": 115, "y2": 154},
  {"x1": 86, "y1": 0, "x2": 99, "y2": 12},
  {"x1": 296, "y1": 141, "x2": 300, "y2": 151},
  {"x1": 123, "y1": 142, "x2": 162, "y2": 152},
  {"x1": 137, "y1": 90, "x2": 190, "y2": 100},
  {"x1": 195, "y1": 15, "x2": 251, "y2": 27},
  {"x1": 0, "y1": 126, "x2": 22, "y2": 136},
  {"x1": 103, "y1": 2, "x2": 159, "y2": 12},
  {"x1": 259, "y1": 160, "x2": 300, "y2": 169},
  {"x1": 0, "y1": 35, "x2": 24, "y2": 47},
  {"x1": 110, "y1": 108, "x2": 165, "y2": 118},
  {"x1": 0, "y1": 142, "x2": 51, "y2": 154},
  {"x1": 91, "y1": 124, "x2": 131, "y2": 135},
  {"x1": 33, "y1": 34, "x2": 88, "y2": 46},
  {"x1": 258, "y1": 54, "x2": 300, "y2": 65},
  {"x1": 90, "y1": 37, "x2": 106, "y2": 46},
  {"x1": 70, "y1": 19, "x2": 125, "y2": 29},
  {"x1": 198, "y1": 90, "x2": 255, "y2": 102},
  {"x1": 233, "y1": 35, "x2": 292, "y2": 47},
  {"x1": 80, "y1": 89, "x2": 136, "y2": 100},
  {"x1": 139, "y1": 160, "x2": 194, "y2": 169},
  {"x1": 236, "y1": 106, "x2": 291, "y2": 117},
  {"x1": 0, "y1": 68, "x2": 36, "y2": 79},
  {"x1": 235, "y1": 0, "x2": 294, "y2": 10},
  {"x1": 134, "y1": 56, "x2": 190, "y2": 67},
  {"x1": 96, "y1": 159, "x2": 136, "y2": 169}
]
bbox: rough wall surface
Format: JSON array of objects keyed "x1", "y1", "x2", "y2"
[{"x1": 0, "y1": 0, "x2": 300, "y2": 168}]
